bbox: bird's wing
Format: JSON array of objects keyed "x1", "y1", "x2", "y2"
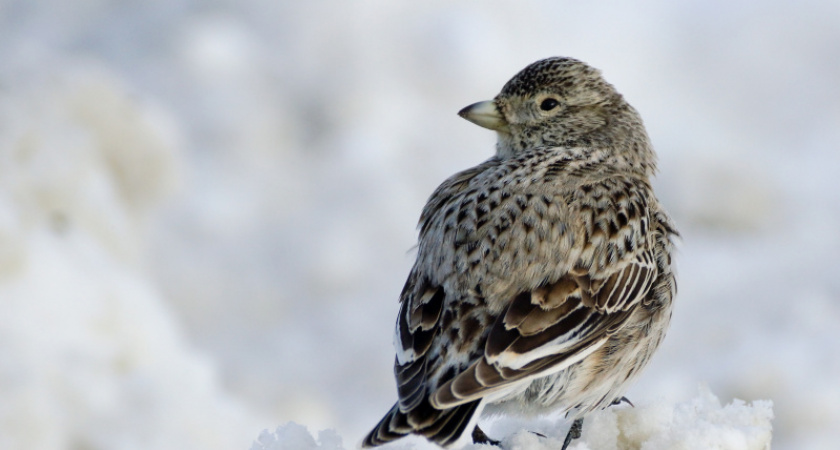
[
  {"x1": 430, "y1": 248, "x2": 657, "y2": 408},
  {"x1": 392, "y1": 270, "x2": 446, "y2": 415},
  {"x1": 389, "y1": 160, "x2": 504, "y2": 422}
]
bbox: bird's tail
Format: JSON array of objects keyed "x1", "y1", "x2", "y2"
[{"x1": 362, "y1": 399, "x2": 481, "y2": 448}]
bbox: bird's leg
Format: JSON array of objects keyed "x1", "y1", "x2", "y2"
[
  {"x1": 611, "y1": 396, "x2": 634, "y2": 407},
  {"x1": 472, "y1": 425, "x2": 500, "y2": 446},
  {"x1": 557, "y1": 398, "x2": 629, "y2": 450},
  {"x1": 561, "y1": 418, "x2": 583, "y2": 450}
]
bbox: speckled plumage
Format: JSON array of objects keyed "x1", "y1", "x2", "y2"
[{"x1": 363, "y1": 57, "x2": 678, "y2": 448}]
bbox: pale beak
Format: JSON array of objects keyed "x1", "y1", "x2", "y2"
[{"x1": 458, "y1": 100, "x2": 509, "y2": 133}]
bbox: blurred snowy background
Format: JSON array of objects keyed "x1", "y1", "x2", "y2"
[{"x1": 1, "y1": 0, "x2": 838, "y2": 449}]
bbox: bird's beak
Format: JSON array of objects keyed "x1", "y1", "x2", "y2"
[{"x1": 458, "y1": 100, "x2": 509, "y2": 133}]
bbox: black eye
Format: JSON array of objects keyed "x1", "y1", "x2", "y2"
[{"x1": 540, "y1": 98, "x2": 560, "y2": 111}]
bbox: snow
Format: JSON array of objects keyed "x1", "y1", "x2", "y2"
[
  {"x1": 252, "y1": 423, "x2": 345, "y2": 450},
  {"x1": 252, "y1": 388, "x2": 773, "y2": 450},
  {"x1": 0, "y1": 65, "x2": 259, "y2": 450},
  {"x1": 2, "y1": 1, "x2": 839, "y2": 449}
]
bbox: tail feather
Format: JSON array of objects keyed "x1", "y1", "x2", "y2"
[
  {"x1": 362, "y1": 399, "x2": 481, "y2": 447},
  {"x1": 417, "y1": 400, "x2": 481, "y2": 447}
]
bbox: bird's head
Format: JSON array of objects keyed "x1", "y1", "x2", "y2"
[{"x1": 459, "y1": 57, "x2": 636, "y2": 159}]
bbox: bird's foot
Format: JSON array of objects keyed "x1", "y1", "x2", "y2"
[
  {"x1": 472, "y1": 425, "x2": 501, "y2": 446},
  {"x1": 611, "y1": 396, "x2": 634, "y2": 407},
  {"x1": 561, "y1": 418, "x2": 583, "y2": 450}
]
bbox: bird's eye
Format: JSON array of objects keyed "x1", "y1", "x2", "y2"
[{"x1": 539, "y1": 98, "x2": 560, "y2": 111}]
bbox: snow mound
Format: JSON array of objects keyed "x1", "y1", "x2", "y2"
[
  {"x1": 0, "y1": 62, "x2": 261, "y2": 450},
  {"x1": 252, "y1": 423, "x2": 344, "y2": 450},
  {"x1": 501, "y1": 387, "x2": 773, "y2": 450},
  {"x1": 252, "y1": 387, "x2": 772, "y2": 450}
]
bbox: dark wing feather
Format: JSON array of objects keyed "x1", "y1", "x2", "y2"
[
  {"x1": 431, "y1": 251, "x2": 656, "y2": 408},
  {"x1": 394, "y1": 274, "x2": 445, "y2": 412},
  {"x1": 364, "y1": 271, "x2": 487, "y2": 448},
  {"x1": 362, "y1": 398, "x2": 481, "y2": 447}
]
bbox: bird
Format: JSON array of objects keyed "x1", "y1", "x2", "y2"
[{"x1": 362, "y1": 57, "x2": 678, "y2": 449}]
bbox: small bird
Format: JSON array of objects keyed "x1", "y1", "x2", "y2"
[{"x1": 363, "y1": 57, "x2": 678, "y2": 449}]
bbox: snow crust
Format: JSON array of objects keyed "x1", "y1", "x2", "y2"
[{"x1": 252, "y1": 388, "x2": 772, "y2": 450}]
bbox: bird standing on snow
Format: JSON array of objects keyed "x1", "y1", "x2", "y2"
[{"x1": 363, "y1": 57, "x2": 678, "y2": 449}]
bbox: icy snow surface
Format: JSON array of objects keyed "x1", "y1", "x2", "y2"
[
  {"x1": 2, "y1": 1, "x2": 839, "y2": 449},
  {"x1": 252, "y1": 388, "x2": 773, "y2": 450}
]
